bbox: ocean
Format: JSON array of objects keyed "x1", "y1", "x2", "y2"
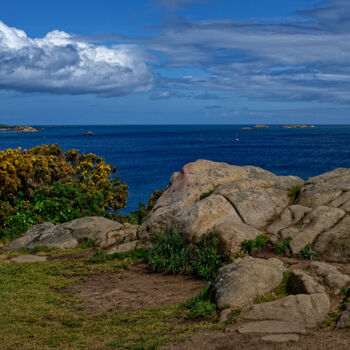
[{"x1": 1, "y1": 125, "x2": 350, "y2": 213}]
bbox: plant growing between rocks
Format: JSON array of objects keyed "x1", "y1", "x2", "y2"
[
  {"x1": 147, "y1": 228, "x2": 226, "y2": 280},
  {"x1": 299, "y1": 245, "x2": 319, "y2": 260},
  {"x1": 241, "y1": 234, "x2": 269, "y2": 255},
  {"x1": 288, "y1": 184, "x2": 303, "y2": 204}
]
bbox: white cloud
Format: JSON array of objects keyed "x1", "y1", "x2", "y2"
[{"x1": 0, "y1": 21, "x2": 154, "y2": 96}]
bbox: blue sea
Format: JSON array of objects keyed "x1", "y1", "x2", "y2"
[{"x1": 1, "y1": 125, "x2": 350, "y2": 212}]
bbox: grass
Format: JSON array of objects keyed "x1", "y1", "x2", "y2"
[
  {"x1": 0, "y1": 247, "x2": 217, "y2": 349},
  {"x1": 181, "y1": 284, "x2": 217, "y2": 319},
  {"x1": 241, "y1": 235, "x2": 268, "y2": 255},
  {"x1": 273, "y1": 238, "x2": 291, "y2": 256},
  {"x1": 288, "y1": 184, "x2": 303, "y2": 204},
  {"x1": 147, "y1": 228, "x2": 226, "y2": 280},
  {"x1": 198, "y1": 188, "x2": 216, "y2": 201}
]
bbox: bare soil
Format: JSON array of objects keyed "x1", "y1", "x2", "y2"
[
  {"x1": 163, "y1": 327, "x2": 350, "y2": 350},
  {"x1": 61, "y1": 262, "x2": 206, "y2": 313}
]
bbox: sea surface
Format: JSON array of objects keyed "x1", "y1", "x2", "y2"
[{"x1": 1, "y1": 125, "x2": 350, "y2": 213}]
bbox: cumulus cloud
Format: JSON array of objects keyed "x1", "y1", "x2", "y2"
[{"x1": 0, "y1": 21, "x2": 153, "y2": 96}]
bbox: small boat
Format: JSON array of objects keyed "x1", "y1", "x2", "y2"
[{"x1": 84, "y1": 131, "x2": 94, "y2": 136}]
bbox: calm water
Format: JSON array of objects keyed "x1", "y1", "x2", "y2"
[{"x1": 1, "y1": 125, "x2": 350, "y2": 212}]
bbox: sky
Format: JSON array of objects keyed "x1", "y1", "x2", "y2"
[{"x1": 1, "y1": 0, "x2": 350, "y2": 124}]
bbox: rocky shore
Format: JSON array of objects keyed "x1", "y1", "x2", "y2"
[
  {"x1": 2, "y1": 159, "x2": 350, "y2": 346},
  {"x1": 0, "y1": 125, "x2": 40, "y2": 133}
]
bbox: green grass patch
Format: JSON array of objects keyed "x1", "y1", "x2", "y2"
[
  {"x1": 0, "y1": 248, "x2": 216, "y2": 349},
  {"x1": 241, "y1": 235, "x2": 268, "y2": 255},
  {"x1": 147, "y1": 228, "x2": 226, "y2": 280},
  {"x1": 181, "y1": 284, "x2": 217, "y2": 319},
  {"x1": 299, "y1": 245, "x2": 319, "y2": 260},
  {"x1": 273, "y1": 238, "x2": 291, "y2": 256}
]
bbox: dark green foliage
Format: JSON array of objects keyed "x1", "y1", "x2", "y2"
[
  {"x1": 192, "y1": 233, "x2": 225, "y2": 280},
  {"x1": 147, "y1": 229, "x2": 226, "y2": 280},
  {"x1": 273, "y1": 238, "x2": 291, "y2": 256},
  {"x1": 147, "y1": 228, "x2": 190, "y2": 274},
  {"x1": 241, "y1": 234, "x2": 268, "y2": 255},
  {"x1": 299, "y1": 245, "x2": 318, "y2": 260},
  {"x1": 89, "y1": 250, "x2": 110, "y2": 264},
  {"x1": 288, "y1": 184, "x2": 303, "y2": 204},
  {"x1": 181, "y1": 283, "x2": 216, "y2": 319}
]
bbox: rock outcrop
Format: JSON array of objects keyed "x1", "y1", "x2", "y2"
[
  {"x1": 237, "y1": 269, "x2": 330, "y2": 336},
  {"x1": 211, "y1": 257, "x2": 286, "y2": 309},
  {"x1": 138, "y1": 159, "x2": 303, "y2": 256},
  {"x1": 138, "y1": 160, "x2": 350, "y2": 263},
  {"x1": 2, "y1": 217, "x2": 138, "y2": 251}
]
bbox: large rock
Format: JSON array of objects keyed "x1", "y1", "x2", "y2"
[
  {"x1": 238, "y1": 269, "x2": 330, "y2": 335},
  {"x1": 310, "y1": 261, "x2": 350, "y2": 294},
  {"x1": 281, "y1": 206, "x2": 345, "y2": 254},
  {"x1": 138, "y1": 159, "x2": 303, "y2": 248},
  {"x1": 313, "y1": 216, "x2": 350, "y2": 263},
  {"x1": 1, "y1": 217, "x2": 139, "y2": 251},
  {"x1": 298, "y1": 169, "x2": 350, "y2": 208},
  {"x1": 338, "y1": 303, "x2": 350, "y2": 328},
  {"x1": 211, "y1": 257, "x2": 286, "y2": 309},
  {"x1": 267, "y1": 205, "x2": 312, "y2": 242}
]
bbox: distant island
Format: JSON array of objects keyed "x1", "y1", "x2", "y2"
[
  {"x1": 242, "y1": 124, "x2": 315, "y2": 130},
  {"x1": 0, "y1": 124, "x2": 40, "y2": 133}
]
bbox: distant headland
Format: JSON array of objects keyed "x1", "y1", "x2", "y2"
[
  {"x1": 0, "y1": 124, "x2": 40, "y2": 133},
  {"x1": 242, "y1": 124, "x2": 315, "y2": 130}
]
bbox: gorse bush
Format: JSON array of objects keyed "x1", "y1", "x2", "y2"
[
  {"x1": 147, "y1": 228, "x2": 226, "y2": 280},
  {"x1": 0, "y1": 144, "x2": 128, "y2": 240}
]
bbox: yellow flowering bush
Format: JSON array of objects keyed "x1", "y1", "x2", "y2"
[{"x1": 0, "y1": 144, "x2": 128, "y2": 240}]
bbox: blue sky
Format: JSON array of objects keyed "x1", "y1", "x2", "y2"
[{"x1": 1, "y1": 0, "x2": 350, "y2": 124}]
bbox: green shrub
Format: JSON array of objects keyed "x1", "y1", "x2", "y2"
[
  {"x1": 288, "y1": 184, "x2": 302, "y2": 204},
  {"x1": 299, "y1": 245, "x2": 318, "y2": 260},
  {"x1": 198, "y1": 188, "x2": 215, "y2": 201},
  {"x1": 241, "y1": 234, "x2": 268, "y2": 255},
  {"x1": 273, "y1": 238, "x2": 291, "y2": 256},
  {"x1": 181, "y1": 283, "x2": 216, "y2": 319},
  {"x1": 147, "y1": 228, "x2": 190, "y2": 274},
  {"x1": 0, "y1": 145, "x2": 128, "y2": 241},
  {"x1": 192, "y1": 233, "x2": 225, "y2": 280}
]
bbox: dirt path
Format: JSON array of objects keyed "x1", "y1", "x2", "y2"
[{"x1": 61, "y1": 262, "x2": 206, "y2": 313}]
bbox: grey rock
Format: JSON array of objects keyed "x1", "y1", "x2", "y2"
[
  {"x1": 212, "y1": 257, "x2": 286, "y2": 309},
  {"x1": 290, "y1": 269, "x2": 325, "y2": 294},
  {"x1": 261, "y1": 334, "x2": 300, "y2": 342},
  {"x1": 239, "y1": 293, "x2": 330, "y2": 334},
  {"x1": 313, "y1": 216, "x2": 350, "y2": 263},
  {"x1": 284, "y1": 206, "x2": 345, "y2": 254},
  {"x1": 11, "y1": 255, "x2": 48, "y2": 263},
  {"x1": 25, "y1": 222, "x2": 55, "y2": 236},
  {"x1": 310, "y1": 261, "x2": 350, "y2": 294},
  {"x1": 337, "y1": 303, "x2": 350, "y2": 328},
  {"x1": 107, "y1": 240, "x2": 138, "y2": 254}
]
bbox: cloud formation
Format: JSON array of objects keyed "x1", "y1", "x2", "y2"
[
  {"x1": 155, "y1": 0, "x2": 202, "y2": 9},
  {"x1": 146, "y1": 0, "x2": 350, "y2": 104},
  {"x1": 0, "y1": 21, "x2": 153, "y2": 96}
]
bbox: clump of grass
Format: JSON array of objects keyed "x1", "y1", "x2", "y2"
[
  {"x1": 192, "y1": 233, "x2": 226, "y2": 280},
  {"x1": 181, "y1": 283, "x2": 217, "y2": 319},
  {"x1": 288, "y1": 184, "x2": 303, "y2": 204},
  {"x1": 273, "y1": 238, "x2": 291, "y2": 256},
  {"x1": 147, "y1": 229, "x2": 226, "y2": 280},
  {"x1": 198, "y1": 188, "x2": 215, "y2": 201},
  {"x1": 299, "y1": 245, "x2": 318, "y2": 260},
  {"x1": 241, "y1": 234, "x2": 268, "y2": 255},
  {"x1": 78, "y1": 238, "x2": 99, "y2": 249}
]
